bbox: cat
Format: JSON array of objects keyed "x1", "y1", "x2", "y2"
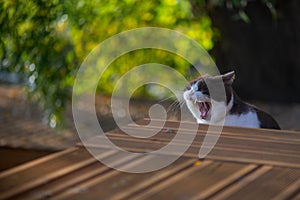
[{"x1": 183, "y1": 71, "x2": 280, "y2": 129}]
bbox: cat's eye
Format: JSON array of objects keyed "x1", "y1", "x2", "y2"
[
  {"x1": 198, "y1": 81, "x2": 209, "y2": 95},
  {"x1": 197, "y1": 81, "x2": 205, "y2": 89},
  {"x1": 202, "y1": 90, "x2": 209, "y2": 95}
]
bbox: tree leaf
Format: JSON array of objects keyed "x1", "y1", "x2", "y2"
[{"x1": 238, "y1": 10, "x2": 250, "y2": 23}]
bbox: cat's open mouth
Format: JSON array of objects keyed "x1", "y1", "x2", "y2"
[{"x1": 197, "y1": 101, "x2": 211, "y2": 119}]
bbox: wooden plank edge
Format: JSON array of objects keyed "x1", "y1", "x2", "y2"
[
  {"x1": 119, "y1": 125, "x2": 300, "y2": 143},
  {"x1": 110, "y1": 158, "x2": 199, "y2": 200},
  {"x1": 0, "y1": 149, "x2": 117, "y2": 200},
  {"x1": 18, "y1": 163, "x2": 112, "y2": 200},
  {"x1": 81, "y1": 135, "x2": 300, "y2": 159},
  {"x1": 0, "y1": 147, "x2": 78, "y2": 179},
  {"x1": 272, "y1": 178, "x2": 300, "y2": 200},
  {"x1": 104, "y1": 131, "x2": 300, "y2": 153},
  {"x1": 209, "y1": 165, "x2": 273, "y2": 200},
  {"x1": 192, "y1": 164, "x2": 259, "y2": 200},
  {"x1": 80, "y1": 143, "x2": 300, "y2": 169},
  {"x1": 129, "y1": 160, "x2": 213, "y2": 200},
  {"x1": 134, "y1": 118, "x2": 300, "y2": 134},
  {"x1": 53, "y1": 153, "x2": 144, "y2": 200}
]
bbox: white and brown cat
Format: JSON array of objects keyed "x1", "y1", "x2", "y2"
[{"x1": 183, "y1": 71, "x2": 280, "y2": 129}]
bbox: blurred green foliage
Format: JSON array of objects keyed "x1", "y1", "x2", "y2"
[
  {"x1": 0, "y1": 0, "x2": 277, "y2": 127},
  {"x1": 200, "y1": 0, "x2": 278, "y2": 22},
  {"x1": 0, "y1": 0, "x2": 213, "y2": 127}
]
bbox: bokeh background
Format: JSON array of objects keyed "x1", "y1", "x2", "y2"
[{"x1": 0, "y1": 0, "x2": 300, "y2": 169}]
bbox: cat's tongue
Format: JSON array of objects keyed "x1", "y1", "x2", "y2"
[{"x1": 198, "y1": 102, "x2": 210, "y2": 119}]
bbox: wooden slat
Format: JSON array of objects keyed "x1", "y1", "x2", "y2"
[
  {"x1": 272, "y1": 178, "x2": 300, "y2": 200},
  {"x1": 210, "y1": 165, "x2": 273, "y2": 200},
  {"x1": 12, "y1": 162, "x2": 109, "y2": 200},
  {"x1": 11, "y1": 150, "x2": 143, "y2": 200},
  {"x1": 134, "y1": 118, "x2": 300, "y2": 137},
  {"x1": 81, "y1": 129, "x2": 300, "y2": 168},
  {"x1": 191, "y1": 164, "x2": 258, "y2": 200},
  {"x1": 133, "y1": 118, "x2": 300, "y2": 142},
  {"x1": 90, "y1": 119, "x2": 300, "y2": 168},
  {"x1": 95, "y1": 133, "x2": 300, "y2": 163},
  {"x1": 130, "y1": 162, "x2": 256, "y2": 200},
  {"x1": 107, "y1": 128, "x2": 300, "y2": 154},
  {"x1": 52, "y1": 153, "x2": 145, "y2": 200},
  {"x1": 0, "y1": 148, "x2": 117, "y2": 200},
  {"x1": 219, "y1": 167, "x2": 300, "y2": 200},
  {"x1": 124, "y1": 125, "x2": 300, "y2": 146},
  {"x1": 52, "y1": 156, "x2": 199, "y2": 200},
  {"x1": 291, "y1": 191, "x2": 300, "y2": 200},
  {"x1": 45, "y1": 156, "x2": 119, "y2": 200},
  {"x1": 0, "y1": 147, "x2": 92, "y2": 191},
  {"x1": 108, "y1": 158, "x2": 197, "y2": 200},
  {"x1": 0, "y1": 147, "x2": 77, "y2": 179}
]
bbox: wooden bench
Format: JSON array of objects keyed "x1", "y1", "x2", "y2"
[{"x1": 1, "y1": 119, "x2": 300, "y2": 200}]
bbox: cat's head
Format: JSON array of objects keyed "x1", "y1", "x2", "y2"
[{"x1": 183, "y1": 71, "x2": 235, "y2": 120}]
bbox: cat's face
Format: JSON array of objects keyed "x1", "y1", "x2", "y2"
[
  {"x1": 183, "y1": 76, "x2": 212, "y2": 120},
  {"x1": 183, "y1": 71, "x2": 235, "y2": 120}
]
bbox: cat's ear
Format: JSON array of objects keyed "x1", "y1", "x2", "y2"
[{"x1": 222, "y1": 71, "x2": 235, "y2": 85}]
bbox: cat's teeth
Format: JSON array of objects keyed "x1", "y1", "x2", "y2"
[{"x1": 194, "y1": 99, "x2": 197, "y2": 104}]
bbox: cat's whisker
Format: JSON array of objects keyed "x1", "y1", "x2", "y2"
[
  {"x1": 166, "y1": 101, "x2": 178, "y2": 112},
  {"x1": 166, "y1": 100, "x2": 182, "y2": 113},
  {"x1": 158, "y1": 95, "x2": 176, "y2": 104},
  {"x1": 180, "y1": 100, "x2": 186, "y2": 107},
  {"x1": 168, "y1": 99, "x2": 186, "y2": 115}
]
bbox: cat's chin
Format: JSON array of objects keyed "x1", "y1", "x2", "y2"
[{"x1": 196, "y1": 101, "x2": 211, "y2": 119}]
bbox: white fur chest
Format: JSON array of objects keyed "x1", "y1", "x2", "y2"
[{"x1": 224, "y1": 112, "x2": 260, "y2": 128}]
